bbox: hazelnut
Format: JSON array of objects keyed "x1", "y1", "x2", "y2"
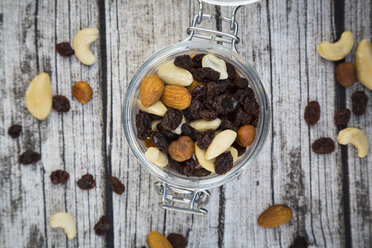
[
  {"x1": 168, "y1": 136, "x2": 194, "y2": 162},
  {"x1": 335, "y1": 62, "x2": 357, "y2": 87},
  {"x1": 237, "y1": 125, "x2": 256, "y2": 147},
  {"x1": 72, "y1": 81, "x2": 93, "y2": 104}
]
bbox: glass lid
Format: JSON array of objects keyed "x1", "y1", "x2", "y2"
[{"x1": 203, "y1": 0, "x2": 259, "y2": 6}]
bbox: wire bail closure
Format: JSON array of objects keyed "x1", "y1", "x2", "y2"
[
  {"x1": 185, "y1": 0, "x2": 242, "y2": 53},
  {"x1": 154, "y1": 181, "x2": 211, "y2": 215}
]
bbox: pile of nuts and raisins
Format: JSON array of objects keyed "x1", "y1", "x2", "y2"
[{"x1": 135, "y1": 53, "x2": 260, "y2": 176}]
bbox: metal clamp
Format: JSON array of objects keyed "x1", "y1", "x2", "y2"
[
  {"x1": 185, "y1": 0, "x2": 242, "y2": 52},
  {"x1": 154, "y1": 182, "x2": 211, "y2": 215}
]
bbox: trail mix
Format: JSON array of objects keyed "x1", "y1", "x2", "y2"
[{"x1": 135, "y1": 53, "x2": 260, "y2": 176}]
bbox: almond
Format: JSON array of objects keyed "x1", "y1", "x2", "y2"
[
  {"x1": 237, "y1": 125, "x2": 256, "y2": 147},
  {"x1": 139, "y1": 75, "x2": 164, "y2": 107},
  {"x1": 257, "y1": 205, "x2": 293, "y2": 228},
  {"x1": 205, "y1": 130, "x2": 237, "y2": 160},
  {"x1": 168, "y1": 136, "x2": 194, "y2": 162},
  {"x1": 147, "y1": 231, "x2": 172, "y2": 248},
  {"x1": 161, "y1": 85, "x2": 191, "y2": 110}
]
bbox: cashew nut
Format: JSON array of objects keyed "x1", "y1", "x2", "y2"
[
  {"x1": 25, "y1": 72, "x2": 52, "y2": 120},
  {"x1": 189, "y1": 118, "x2": 221, "y2": 132},
  {"x1": 145, "y1": 147, "x2": 168, "y2": 167},
  {"x1": 137, "y1": 99, "x2": 167, "y2": 116},
  {"x1": 50, "y1": 212, "x2": 77, "y2": 240},
  {"x1": 338, "y1": 127, "x2": 369, "y2": 158},
  {"x1": 73, "y1": 28, "x2": 99, "y2": 65},
  {"x1": 356, "y1": 40, "x2": 372, "y2": 90},
  {"x1": 317, "y1": 31, "x2": 354, "y2": 61},
  {"x1": 195, "y1": 143, "x2": 215, "y2": 173},
  {"x1": 158, "y1": 61, "x2": 193, "y2": 86},
  {"x1": 205, "y1": 130, "x2": 237, "y2": 160},
  {"x1": 202, "y1": 54, "x2": 228, "y2": 80}
]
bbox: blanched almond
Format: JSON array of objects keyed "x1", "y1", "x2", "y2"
[
  {"x1": 195, "y1": 143, "x2": 215, "y2": 173},
  {"x1": 137, "y1": 99, "x2": 167, "y2": 116},
  {"x1": 189, "y1": 118, "x2": 221, "y2": 132},
  {"x1": 205, "y1": 130, "x2": 237, "y2": 160},
  {"x1": 202, "y1": 54, "x2": 228, "y2": 79},
  {"x1": 226, "y1": 147, "x2": 238, "y2": 163},
  {"x1": 158, "y1": 61, "x2": 193, "y2": 86},
  {"x1": 25, "y1": 73, "x2": 52, "y2": 120}
]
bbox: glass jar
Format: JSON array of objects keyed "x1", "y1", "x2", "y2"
[{"x1": 123, "y1": 0, "x2": 270, "y2": 215}]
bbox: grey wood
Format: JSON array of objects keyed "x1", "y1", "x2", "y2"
[{"x1": 0, "y1": 0, "x2": 371, "y2": 247}]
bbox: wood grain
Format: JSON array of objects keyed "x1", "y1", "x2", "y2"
[{"x1": 0, "y1": 0, "x2": 371, "y2": 247}]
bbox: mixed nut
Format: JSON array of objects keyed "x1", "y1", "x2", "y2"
[{"x1": 135, "y1": 53, "x2": 260, "y2": 176}]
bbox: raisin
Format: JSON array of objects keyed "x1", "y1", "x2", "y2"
[
  {"x1": 232, "y1": 142, "x2": 246, "y2": 156},
  {"x1": 94, "y1": 216, "x2": 110, "y2": 236},
  {"x1": 77, "y1": 174, "x2": 96, "y2": 190},
  {"x1": 56, "y1": 42, "x2": 74, "y2": 56},
  {"x1": 19, "y1": 150, "x2": 41, "y2": 165},
  {"x1": 192, "y1": 68, "x2": 220, "y2": 82},
  {"x1": 220, "y1": 118, "x2": 238, "y2": 132},
  {"x1": 217, "y1": 81, "x2": 231, "y2": 93},
  {"x1": 206, "y1": 82, "x2": 220, "y2": 103},
  {"x1": 50, "y1": 170, "x2": 70, "y2": 184},
  {"x1": 197, "y1": 130, "x2": 215, "y2": 149},
  {"x1": 352, "y1": 91, "x2": 368, "y2": 116},
  {"x1": 214, "y1": 152, "x2": 234, "y2": 175},
  {"x1": 193, "y1": 167, "x2": 211, "y2": 177},
  {"x1": 234, "y1": 108, "x2": 253, "y2": 127},
  {"x1": 243, "y1": 97, "x2": 260, "y2": 118},
  {"x1": 160, "y1": 109, "x2": 183, "y2": 130},
  {"x1": 157, "y1": 123, "x2": 180, "y2": 141},
  {"x1": 181, "y1": 123, "x2": 198, "y2": 141},
  {"x1": 150, "y1": 131, "x2": 169, "y2": 153},
  {"x1": 198, "y1": 108, "x2": 218, "y2": 121},
  {"x1": 192, "y1": 54, "x2": 205, "y2": 68},
  {"x1": 174, "y1": 55, "x2": 193, "y2": 71},
  {"x1": 182, "y1": 108, "x2": 194, "y2": 121},
  {"x1": 167, "y1": 233, "x2": 187, "y2": 248},
  {"x1": 304, "y1": 101, "x2": 320, "y2": 125},
  {"x1": 189, "y1": 100, "x2": 202, "y2": 119},
  {"x1": 233, "y1": 78, "x2": 248, "y2": 89},
  {"x1": 168, "y1": 156, "x2": 184, "y2": 174},
  {"x1": 334, "y1": 109, "x2": 351, "y2": 126},
  {"x1": 148, "y1": 113, "x2": 163, "y2": 121},
  {"x1": 135, "y1": 111, "x2": 152, "y2": 140},
  {"x1": 8, "y1": 124, "x2": 22, "y2": 139},
  {"x1": 214, "y1": 95, "x2": 236, "y2": 114},
  {"x1": 289, "y1": 236, "x2": 308, "y2": 248},
  {"x1": 108, "y1": 176, "x2": 125, "y2": 195},
  {"x1": 192, "y1": 84, "x2": 207, "y2": 100},
  {"x1": 226, "y1": 62, "x2": 237, "y2": 80},
  {"x1": 182, "y1": 158, "x2": 196, "y2": 177},
  {"x1": 311, "y1": 137, "x2": 335, "y2": 154},
  {"x1": 52, "y1": 95, "x2": 70, "y2": 112}
]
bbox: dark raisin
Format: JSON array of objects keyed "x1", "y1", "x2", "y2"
[
  {"x1": 243, "y1": 97, "x2": 260, "y2": 118},
  {"x1": 56, "y1": 42, "x2": 74, "y2": 56},
  {"x1": 135, "y1": 111, "x2": 152, "y2": 140},
  {"x1": 189, "y1": 100, "x2": 202, "y2": 119},
  {"x1": 174, "y1": 55, "x2": 193, "y2": 71},
  {"x1": 182, "y1": 108, "x2": 194, "y2": 121},
  {"x1": 206, "y1": 82, "x2": 220, "y2": 103},
  {"x1": 304, "y1": 101, "x2": 320, "y2": 125},
  {"x1": 214, "y1": 95, "x2": 236, "y2": 114},
  {"x1": 52, "y1": 95, "x2": 70, "y2": 112},
  {"x1": 233, "y1": 78, "x2": 248, "y2": 89},
  {"x1": 160, "y1": 109, "x2": 183, "y2": 130},
  {"x1": 94, "y1": 216, "x2": 110, "y2": 236},
  {"x1": 311, "y1": 137, "x2": 335, "y2": 154},
  {"x1": 334, "y1": 109, "x2": 351, "y2": 126},
  {"x1": 220, "y1": 118, "x2": 238, "y2": 132},
  {"x1": 351, "y1": 91, "x2": 368, "y2": 116},
  {"x1": 148, "y1": 113, "x2": 163, "y2": 121},
  {"x1": 193, "y1": 167, "x2": 211, "y2": 177},
  {"x1": 234, "y1": 108, "x2": 252, "y2": 127},
  {"x1": 192, "y1": 68, "x2": 220, "y2": 82},
  {"x1": 182, "y1": 158, "x2": 196, "y2": 177},
  {"x1": 232, "y1": 142, "x2": 246, "y2": 156},
  {"x1": 167, "y1": 233, "x2": 187, "y2": 248},
  {"x1": 192, "y1": 54, "x2": 205, "y2": 68},
  {"x1": 157, "y1": 123, "x2": 180, "y2": 141},
  {"x1": 168, "y1": 156, "x2": 184, "y2": 174},
  {"x1": 226, "y1": 63, "x2": 237, "y2": 80},
  {"x1": 197, "y1": 130, "x2": 215, "y2": 150},
  {"x1": 8, "y1": 124, "x2": 22, "y2": 139},
  {"x1": 214, "y1": 152, "x2": 234, "y2": 175},
  {"x1": 150, "y1": 131, "x2": 169, "y2": 153},
  {"x1": 19, "y1": 150, "x2": 41, "y2": 165},
  {"x1": 108, "y1": 176, "x2": 125, "y2": 195},
  {"x1": 289, "y1": 236, "x2": 308, "y2": 248},
  {"x1": 50, "y1": 170, "x2": 70, "y2": 184},
  {"x1": 198, "y1": 108, "x2": 218, "y2": 121},
  {"x1": 217, "y1": 81, "x2": 231, "y2": 93},
  {"x1": 192, "y1": 84, "x2": 207, "y2": 100},
  {"x1": 77, "y1": 174, "x2": 96, "y2": 190},
  {"x1": 181, "y1": 123, "x2": 198, "y2": 141}
]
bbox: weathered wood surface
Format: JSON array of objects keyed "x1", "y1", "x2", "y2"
[{"x1": 0, "y1": 0, "x2": 371, "y2": 247}]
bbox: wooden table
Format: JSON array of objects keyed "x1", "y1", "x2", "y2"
[{"x1": 1, "y1": 0, "x2": 371, "y2": 247}]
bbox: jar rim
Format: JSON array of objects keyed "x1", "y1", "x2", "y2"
[
  {"x1": 202, "y1": 0, "x2": 259, "y2": 6},
  {"x1": 122, "y1": 41, "x2": 270, "y2": 190}
]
